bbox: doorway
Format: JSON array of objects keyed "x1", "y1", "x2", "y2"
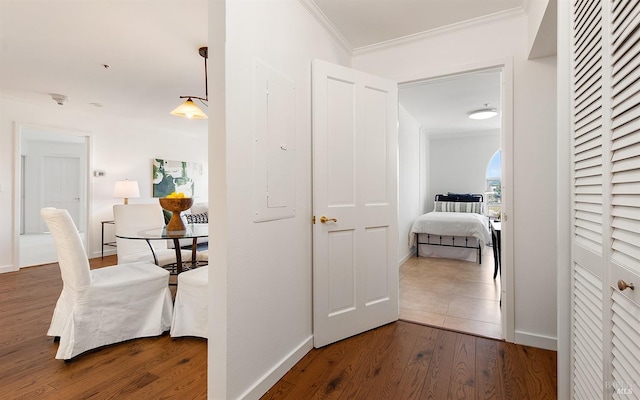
[
  {"x1": 15, "y1": 124, "x2": 90, "y2": 268},
  {"x1": 397, "y1": 64, "x2": 512, "y2": 340}
]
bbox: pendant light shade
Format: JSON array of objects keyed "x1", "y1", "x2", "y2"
[
  {"x1": 171, "y1": 46, "x2": 208, "y2": 119},
  {"x1": 170, "y1": 97, "x2": 207, "y2": 119}
]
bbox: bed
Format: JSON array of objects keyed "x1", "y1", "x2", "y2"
[{"x1": 409, "y1": 193, "x2": 491, "y2": 264}]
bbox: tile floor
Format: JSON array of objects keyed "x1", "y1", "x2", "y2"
[{"x1": 399, "y1": 248, "x2": 503, "y2": 340}]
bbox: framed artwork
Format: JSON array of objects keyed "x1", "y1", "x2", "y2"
[{"x1": 152, "y1": 159, "x2": 203, "y2": 198}]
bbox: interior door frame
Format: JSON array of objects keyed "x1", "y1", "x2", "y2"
[
  {"x1": 396, "y1": 57, "x2": 515, "y2": 342},
  {"x1": 12, "y1": 122, "x2": 92, "y2": 270}
]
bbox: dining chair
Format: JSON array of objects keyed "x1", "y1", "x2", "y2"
[
  {"x1": 113, "y1": 203, "x2": 192, "y2": 267},
  {"x1": 41, "y1": 207, "x2": 173, "y2": 360},
  {"x1": 171, "y1": 266, "x2": 208, "y2": 339},
  {"x1": 196, "y1": 250, "x2": 208, "y2": 262}
]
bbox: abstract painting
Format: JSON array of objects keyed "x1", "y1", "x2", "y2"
[{"x1": 152, "y1": 159, "x2": 203, "y2": 198}]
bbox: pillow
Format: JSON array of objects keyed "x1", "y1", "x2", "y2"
[
  {"x1": 185, "y1": 212, "x2": 208, "y2": 224},
  {"x1": 446, "y1": 192, "x2": 481, "y2": 202},
  {"x1": 434, "y1": 201, "x2": 483, "y2": 214}
]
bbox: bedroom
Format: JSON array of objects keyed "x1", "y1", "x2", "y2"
[{"x1": 398, "y1": 69, "x2": 504, "y2": 339}]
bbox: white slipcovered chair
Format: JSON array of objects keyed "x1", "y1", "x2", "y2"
[
  {"x1": 113, "y1": 204, "x2": 191, "y2": 267},
  {"x1": 196, "y1": 250, "x2": 208, "y2": 262},
  {"x1": 41, "y1": 208, "x2": 173, "y2": 360},
  {"x1": 171, "y1": 266, "x2": 208, "y2": 339}
]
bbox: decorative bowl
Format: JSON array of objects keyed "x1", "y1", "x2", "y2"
[{"x1": 159, "y1": 197, "x2": 194, "y2": 232}]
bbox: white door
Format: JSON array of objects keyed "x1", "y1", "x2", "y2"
[
  {"x1": 312, "y1": 59, "x2": 399, "y2": 348},
  {"x1": 569, "y1": 1, "x2": 640, "y2": 398},
  {"x1": 43, "y1": 156, "x2": 81, "y2": 229}
]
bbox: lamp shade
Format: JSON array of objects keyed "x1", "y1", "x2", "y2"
[
  {"x1": 113, "y1": 180, "x2": 140, "y2": 204},
  {"x1": 170, "y1": 98, "x2": 207, "y2": 119}
]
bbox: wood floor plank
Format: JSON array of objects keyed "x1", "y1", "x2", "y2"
[
  {"x1": 451, "y1": 333, "x2": 476, "y2": 388},
  {"x1": 475, "y1": 337, "x2": 504, "y2": 400},
  {"x1": 335, "y1": 381, "x2": 371, "y2": 400},
  {"x1": 499, "y1": 342, "x2": 530, "y2": 399},
  {"x1": 359, "y1": 322, "x2": 423, "y2": 399},
  {"x1": 47, "y1": 336, "x2": 192, "y2": 398},
  {"x1": 260, "y1": 380, "x2": 296, "y2": 400},
  {"x1": 519, "y1": 345, "x2": 557, "y2": 400},
  {"x1": 276, "y1": 337, "x2": 368, "y2": 400},
  {"x1": 393, "y1": 326, "x2": 441, "y2": 400},
  {"x1": 347, "y1": 326, "x2": 399, "y2": 387},
  {"x1": 419, "y1": 329, "x2": 458, "y2": 399},
  {"x1": 448, "y1": 381, "x2": 476, "y2": 400}
]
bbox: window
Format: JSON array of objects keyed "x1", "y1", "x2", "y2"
[{"x1": 485, "y1": 149, "x2": 501, "y2": 219}]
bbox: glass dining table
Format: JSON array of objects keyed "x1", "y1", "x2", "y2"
[{"x1": 115, "y1": 223, "x2": 208, "y2": 275}]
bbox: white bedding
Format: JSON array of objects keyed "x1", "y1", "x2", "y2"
[{"x1": 409, "y1": 211, "x2": 491, "y2": 248}]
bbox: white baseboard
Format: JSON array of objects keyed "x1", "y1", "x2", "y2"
[
  {"x1": 89, "y1": 249, "x2": 117, "y2": 259},
  {"x1": 240, "y1": 335, "x2": 314, "y2": 400},
  {"x1": 398, "y1": 248, "x2": 417, "y2": 266},
  {"x1": 514, "y1": 330, "x2": 557, "y2": 351},
  {"x1": 0, "y1": 264, "x2": 18, "y2": 274}
]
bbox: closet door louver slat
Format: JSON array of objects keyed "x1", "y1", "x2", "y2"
[
  {"x1": 573, "y1": 0, "x2": 604, "y2": 254},
  {"x1": 610, "y1": 292, "x2": 640, "y2": 399},
  {"x1": 571, "y1": 1, "x2": 607, "y2": 398},
  {"x1": 607, "y1": 2, "x2": 640, "y2": 399},
  {"x1": 573, "y1": 265, "x2": 604, "y2": 399},
  {"x1": 610, "y1": 0, "x2": 640, "y2": 273}
]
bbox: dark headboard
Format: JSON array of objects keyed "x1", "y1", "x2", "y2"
[{"x1": 435, "y1": 193, "x2": 484, "y2": 203}]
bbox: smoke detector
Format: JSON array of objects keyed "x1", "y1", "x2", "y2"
[{"x1": 50, "y1": 93, "x2": 68, "y2": 106}]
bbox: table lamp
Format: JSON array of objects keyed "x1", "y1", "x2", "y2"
[{"x1": 113, "y1": 180, "x2": 140, "y2": 204}]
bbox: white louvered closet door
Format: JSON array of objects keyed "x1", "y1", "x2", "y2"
[
  {"x1": 571, "y1": 1, "x2": 640, "y2": 399},
  {"x1": 609, "y1": 1, "x2": 640, "y2": 397}
]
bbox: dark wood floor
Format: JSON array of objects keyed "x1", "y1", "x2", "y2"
[
  {"x1": 1, "y1": 256, "x2": 557, "y2": 400},
  {"x1": 262, "y1": 322, "x2": 557, "y2": 400},
  {"x1": 0, "y1": 256, "x2": 207, "y2": 400}
]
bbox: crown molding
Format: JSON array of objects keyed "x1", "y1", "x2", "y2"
[
  {"x1": 298, "y1": 0, "x2": 353, "y2": 54},
  {"x1": 354, "y1": 7, "x2": 526, "y2": 56}
]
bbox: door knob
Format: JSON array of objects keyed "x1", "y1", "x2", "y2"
[
  {"x1": 320, "y1": 216, "x2": 337, "y2": 223},
  {"x1": 618, "y1": 279, "x2": 635, "y2": 291}
]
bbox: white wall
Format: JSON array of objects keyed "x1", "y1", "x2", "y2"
[
  {"x1": 525, "y1": 0, "x2": 557, "y2": 59},
  {"x1": 427, "y1": 131, "x2": 500, "y2": 211},
  {"x1": 398, "y1": 106, "x2": 422, "y2": 262},
  {"x1": 420, "y1": 127, "x2": 430, "y2": 216},
  {"x1": 353, "y1": 14, "x2": 558, "y2": 349},
  {"x1": 215, "y1": 1, "x2": 351, "y2": 398},
  {"x1": 0, "y1": 97, "x2": 208, "y2": 271}
]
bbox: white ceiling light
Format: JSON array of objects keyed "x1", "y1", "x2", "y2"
[{"x1": 468, "y1": 104, "x2": 498, "y2": 120}]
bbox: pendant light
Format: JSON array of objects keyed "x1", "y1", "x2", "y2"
[{"x1": 171, "y1": 47, "x2": 208, "y2": 119}]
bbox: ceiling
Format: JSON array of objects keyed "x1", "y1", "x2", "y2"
[
  {"x1": 314, "y1": 0, "x2": 524, "y2": 49},
  {"x1": 0, "y1": 0, "x2": 523, "y2": 135},
  {"x1": 400, "y1": 70, "x2": 502, "y2": 137}
]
